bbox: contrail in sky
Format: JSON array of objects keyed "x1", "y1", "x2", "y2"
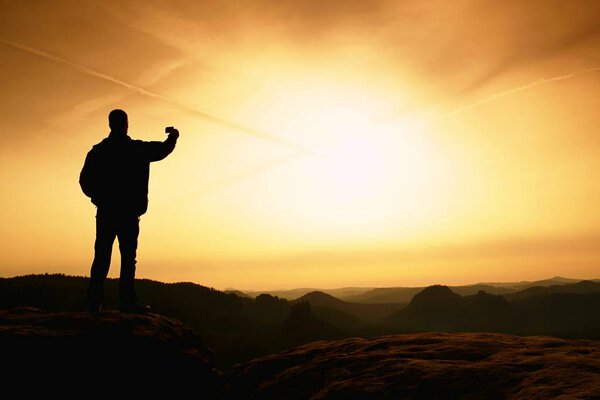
[
  {"x1": 0, "y1": 36, "x2": 309, "y2": 154},
  {"x1": 434, "y1": 66, "x2": 600, "y2": 122}
]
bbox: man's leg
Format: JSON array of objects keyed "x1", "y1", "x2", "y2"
[
  {"x1": 86, "y1": 211, "x2": 116, "y2": 312},
  {"x1": 117, "y1": 214, "x2": 142, "y2": 310}
]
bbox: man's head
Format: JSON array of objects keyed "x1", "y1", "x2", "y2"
[{"x1": 108, "y1": 109, "x2": 128, "y2": 135}]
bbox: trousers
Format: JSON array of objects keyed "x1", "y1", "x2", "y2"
[{"x1": 86, "y1": 209, "x2": 140, "y2": 306}]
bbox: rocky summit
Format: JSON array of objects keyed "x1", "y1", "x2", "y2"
[
  {"x1": 0, "y1": 307, "x2": 218, "y2": 395},
  {"x1": 219, "y1": 332, "x2": 600, "y2": 400}
]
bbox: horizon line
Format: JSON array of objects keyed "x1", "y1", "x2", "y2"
[{"x1": 2, "y1": 272, "x2": 598, "y2": 293}]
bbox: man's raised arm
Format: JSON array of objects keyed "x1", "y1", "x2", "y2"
[{"x1": 141, "y1": 128, "x2": 179, "y2": 162}]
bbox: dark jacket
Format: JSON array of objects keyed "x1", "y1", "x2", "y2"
[{"x1": 80, "y1": 133, "x2": 177, "y2": 216}]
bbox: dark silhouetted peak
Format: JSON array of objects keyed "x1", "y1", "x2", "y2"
[
  {"x1": 255, "y1": 293, "x2": 280, "y2": 302},
  {"x1": 254, "y1": 293, "x2": 289, "y2": 317},
  {"x1": 219, "y1": 332, "x2": 600, "y2": 400},
  {"x1": 1, "y1": 307, "x2": 218, "y2": 394},
  {"x1": 295, "y1": 291, "x2": 346, "y2": 306},
  {"x1": 389, "y1": 286, "x2": 466, "y2": 330},
  {"x1": 410, "y1": 285, "x2": 462, "y2": 308}
]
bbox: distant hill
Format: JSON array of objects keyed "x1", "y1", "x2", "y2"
[
  {"x1": 388, "y1": 285, "x2": 600, "y2": 337},
  {"x1": 235, "y1": 277, "x2": 600, "y2": 303},
  {"x1": 388, "y1": 285, "x2": 511, "y2": 332},
  {"x1": 293, "y1": 291, "x2": 405, "y2": 322},
  {"x1": 343, "y1": 284, "x2": 514, "y2": 304},
  {"x1": 341, "y1": 277, "x2": 599, "y2": 304},
  {"x1": 243, "y1": 288, "x2": 321, "y2": 300},
  {"x1": 294, "y1": 291, "x2": 349, "y2": 309},
  {"x1": 504, "y1": 280, "x2": 600, "y2": 301},
  {"x1": 478, "y1": 276, "x2": 596, "y2": 289},
  {"x1": 243, "y1": 287, "x2": 375, "y2": 300}
]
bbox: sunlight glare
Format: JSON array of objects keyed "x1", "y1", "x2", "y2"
[{"x1": 313, "y1": 109, "x2": 388, "y2": 193}]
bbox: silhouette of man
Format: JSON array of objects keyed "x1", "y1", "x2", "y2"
[{"x1": 80, "y1": 109, "x2": 179, "y2": 314}]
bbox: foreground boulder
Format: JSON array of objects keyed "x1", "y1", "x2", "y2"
[
  {"x1": 220, "y1": 332, "x2": 600, "y2": 399},
  {"x1": 0, "y1": 307, "x2": 218, "y2": 394}
]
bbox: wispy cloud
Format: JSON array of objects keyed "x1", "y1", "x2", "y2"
[
  {"x1": 0, "y1": 35, "x2": 307, "y2": 154},
  {"x1": 467, "y1": 21, "x2": 600, "y2": 90},
  {"x1": 435, "y1": 66, "x2": 600, "y2": 122}
]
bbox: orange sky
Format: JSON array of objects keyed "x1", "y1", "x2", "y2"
[{"x1": 0, "y1": 0, "x2": 599, "y2": 290}]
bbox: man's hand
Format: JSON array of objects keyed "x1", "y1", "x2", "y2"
[{"x1": 165, "y1": 126, "x2": 180, "y2": 140}]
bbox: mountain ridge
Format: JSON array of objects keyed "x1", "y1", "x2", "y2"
[{"x1": 232, "y1": 276, "x2": 600, "y2": 303}]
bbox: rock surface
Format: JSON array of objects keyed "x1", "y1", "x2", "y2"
[
  {"x1": 219, "y1": 332, "x2": 600, "y2": 399},
  {"x1": 0, "y1": 307, "x2": 218, "y2": 394},
  {"x1": 3, "y1": 306, "x2": 599, "y2": 399}
]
